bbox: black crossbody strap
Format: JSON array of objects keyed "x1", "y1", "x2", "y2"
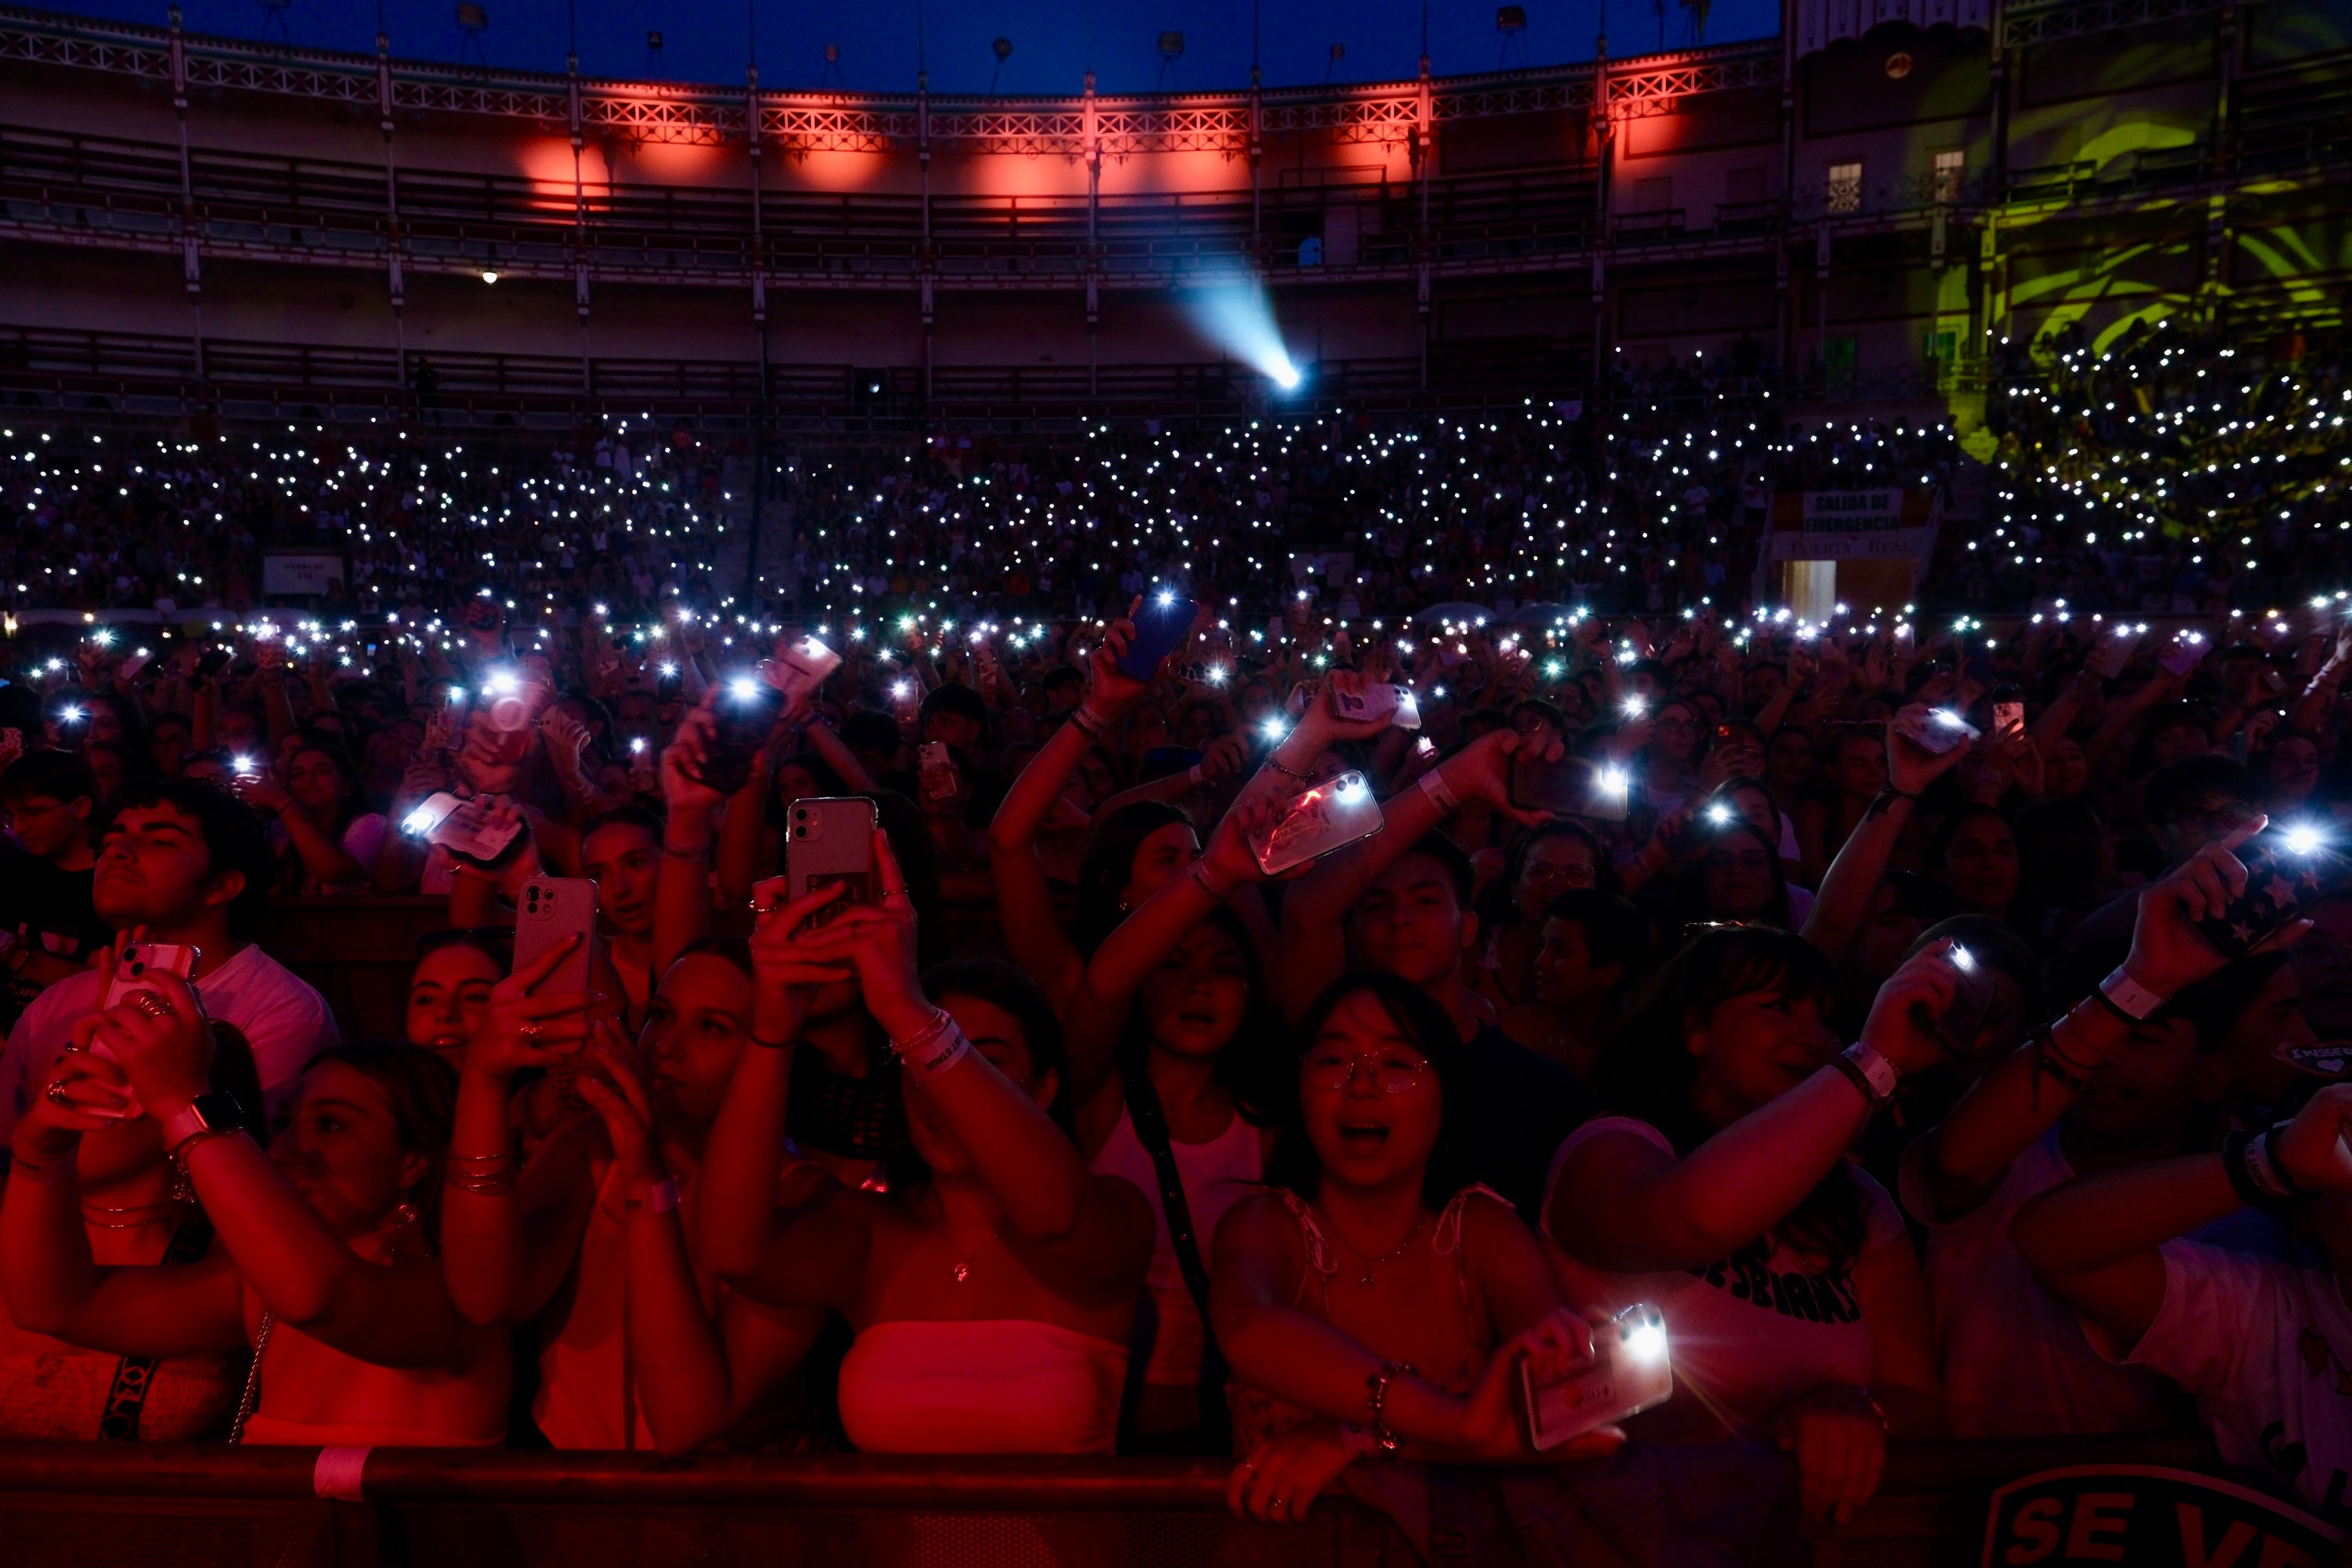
[
  {"x1": 1123, "y1": 1069, "x2": 1216, "y2": 1322},
  {"x1": 100, "y1": 1212, "x2": 216, "y2": 1441}
]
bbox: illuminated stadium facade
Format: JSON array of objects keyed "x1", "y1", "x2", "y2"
[{"x1": 0, "y1": 0, "x2": 2344, "y2": 425}]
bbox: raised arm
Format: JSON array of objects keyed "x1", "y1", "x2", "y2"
[
  {"x1": 1800, "y1": 712, "x2": 1966, "y2": 961},
  {"x1": 1916, "y1": 822, "x2": 2288, "y2": 1220},
  {"x1": 2, "y1": 1042, "x2": 247, "y2": 1356},
  {"x1": 695, "y1": 885, "x2": 870, "y2": 1304},
  {"x1": 816, "y1": 830, "x2": 1137, "y2": 1248},
  {"x1": 985, "y1": 619, "x2": 1154, "y2": 1010},
  {"x1": 1276, "y1": 725, "x2": 1550, "y2": 1021},
  {"x1": 577, "y1": 1022, "x2": 823, "y2": 1456},
  {"x1": 438, "y1": 936, "x2": 603, "y2": 1325},
  {"x1": 1547, "y1": 949, "x2": 1952, "y2": 1272},
  {"x1": 654, "y1": 694, "x2": 730, "y2": 974},
  {"x1": 1062, "y1": 794, "x2": 1285, "y2": 1112},
  {"x1": 100, "y1": 979, "x2": 480, "y2": 1370}
]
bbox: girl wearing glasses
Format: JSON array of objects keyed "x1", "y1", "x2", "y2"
[{"x1": 1210, "y1": 972, "x2": 1616, "y2": 1539}]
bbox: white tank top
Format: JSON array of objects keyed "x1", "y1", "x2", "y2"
[{"x1": 1089, "y1": 1101, "x2": 1265, "y2": 1387}]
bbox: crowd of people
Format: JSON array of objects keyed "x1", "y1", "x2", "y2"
[
  {"x1": 0, "y1": 323, "x2": 2347, "y2": 1560},
  {"x1": 6, "y1": 322, "x2": 2339, "y2": 631}
]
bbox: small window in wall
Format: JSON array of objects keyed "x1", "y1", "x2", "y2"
[
  {"x1": 1826, "y1": 161, "x2": 1863, "y2": 214},
  {"x1": 1931, "y1": 149, "x2": 1965, "y2": 203}
]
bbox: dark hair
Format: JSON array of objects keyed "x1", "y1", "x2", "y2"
[
  {"x1": 887, "y1": 959, "x2": 1076, "y2": 1192},
  {"x1": 2145, "y1": 755, "x2": 2262, "y2": 828},
  {"x1": 869, "y1": 791, "x2": 951, "y2": 974},
  {"x1": 307, "y1": 1042, "x2": 459, "y2": 1246},
  {"x1": 1383, "y1": 831, "x2": 1475, "y2": 912},
  {"x1": 1672, "y1": 816, "x2": 1794, "y2": 931},
  {"x1": 1538, "y1": 890, "x2": 1651, "y2": 1003},
  {"x1": 1925, "y1": 805, "x2": 2018, "y2": 911},
  {"x1": 81, "y1": 691, "x2": 149, "y2": 756},
  {"x1": 100, "y1": 776, "x2": 276, "y2": 940},
  {"x1": 1479, "y1": 819, "x2": 1618, "y2": 930},
  {"x1": 414, "y1": 926, "x2": 513, "y2": 968},
  {"x1": 838, "y1": 711, "x2": 902, "y2": 758},
  {"x1": 1509, "y1": 699, "x2": 1570, "y2": 742},
  {"x1": 585, "y1": 803, "x2": 665, "y2": 844},
  {"x1": 920, "y1": 682, "x2": 989, "y2": 730},
  {"x1": 1119, "y1": 903, "x2": 1292, "y2": 1128},
  {"x1": 1906, "y1": 915, "x2": 2044, "y2": 1023},
  {"x1": 1, "y1": 748, "x2": 99, "y2": 809},
  {"x1": 1597, "y1": 927, "x2": 1865, "y2": 1268},
  {"x1": 2014, "y1": 798, "x2": 2107, "y2": 934},
  {"x1": 675, "y1": 934, "x2": 755, "y2": 982},
  {"x1": 1266, "y1": 972, "x2": 1477, "y2": 1211},
  {"x1": 1040, "y1": 666, "x2": 1084, "y2": 697},
  {"x1": 764, "y1": 751, "x2": 850, "y2": 825},
  {"x1": 1073, "y1": 801, "x2": 1196, "y2": 957}
]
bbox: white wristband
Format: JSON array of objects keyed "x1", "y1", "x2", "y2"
[
  {"x1": 2100, "y1": 966, "x2": 2166, "y2": 1022},
  {"x1": 1842, "y1": 1041, "x2": 1900, "y2": 1102},
  {"x1": 1419, "y1": 770, "x2": 1459, "y2": 814},
  {"x1": 891, "y1": 1008, "x2": 972, "y2": 1085}
]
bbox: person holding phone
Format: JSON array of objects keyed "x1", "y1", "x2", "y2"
[
  {"x1": 1542, "y1": 927, "x2": 1951, "y2": 1531},
  {"x1": 0, "y1": 779, "x2": 335, "y2": 1145},
  {"x1": 2, "y1": 991, "x2": 508, "y2": 1447},
  {"x1": 1209, "y1": 972, "x2": 1623, "y2": 1546},
  {"x1": 436, "y1": 933, "x2": 826, "y2": 1453},
  {"x1": 697, "y1": 831, "x2": 1154, "y2": 1456},
  {"x1": 1057, "y1": 794, "x2": 1294, "y2": 1448},
  {"x1": 0, "y1": 1022, "x2": 262, "y2": 1441},
  {"x1": 1903, "y1": 823, "x2": 2315, "y2": 1439}
]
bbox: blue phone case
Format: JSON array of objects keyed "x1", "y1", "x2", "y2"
[{"x1": 1118, "y1": 598, "x2": 1198, "y2": 679}]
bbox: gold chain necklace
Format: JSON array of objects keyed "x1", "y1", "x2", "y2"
[{"x1": 1324, "y1": 1209, "x2": 1426, "y2": 1290}]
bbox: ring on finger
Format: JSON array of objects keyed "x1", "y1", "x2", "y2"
[
  {"x1": 44, "y1": 1079, "x2": 72, "y2": 1107},
  {"x1": 519, "y1": 1021, "x2": 545, "y2": 1045},
  {"x1": 131, "y1": 992, "x2": 175, "y2": 1020}
]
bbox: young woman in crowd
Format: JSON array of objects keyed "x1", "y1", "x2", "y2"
[
  {"x1": 698, "y1": 832, "x2": 1154, "y2": 1454},
  {"x1": 1469, "y1": 821, "x2": 1612, "y2": 1013},
  {"x1": 1058, "y1": 795, "x2": 1292, "y2": 1447},
  {"x1": 403, "y1": 930, "x2": 507, "y2": 1070},
  {"x1": 1925, "y1": 805, "x2": 2022, "y2": 923},
  {"x1": 0, "y1": 1024, "x2": 262, "y2": 1441},
  {"x1": 1543, "y1": 926, "x2": 1949, "y2": 1529},
  {"x1": 1209, "y1": 972, "x2": 1621, "y2": 1544},
  {"x1": 2, "y1": 978, "x2": 508, "y2": 1447},
  {"x1": 437, "y1": 931, "x2": 827, "y2": 1454},
  {"x1": 234, "y1": 740, "x2": 382, "y2": 894}
]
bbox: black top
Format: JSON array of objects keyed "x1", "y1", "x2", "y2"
[{"x1": 1462, "y1": 1020, "x2": 1593, "y2": 1223}]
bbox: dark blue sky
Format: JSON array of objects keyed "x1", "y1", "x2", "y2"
[{"x1": 41, "y1": 0, "x2": 1778, "y2": 93}]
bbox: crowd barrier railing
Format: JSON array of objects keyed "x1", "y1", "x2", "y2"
[{"x1": 0, "y1": 1436, "x2": 2223, "y2": 1568}]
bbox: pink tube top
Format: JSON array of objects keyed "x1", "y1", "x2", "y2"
[{"x1": 836, "y1": 1319, "x2": 1129, "y2": 1456}]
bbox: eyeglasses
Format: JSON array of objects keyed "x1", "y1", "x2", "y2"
[
  {"x1": 1302, "y1": 1049, "x2": 1430, "y2": 1095},
  {"x1": 1523, "y1": 861, "x2": 1598, "y2": 888}
]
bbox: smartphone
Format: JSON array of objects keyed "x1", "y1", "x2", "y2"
[
  {"x1": 1250, "y1": 772, "x2": 1385, "y2": 875},
  {"x1": 1896, "y1": 707, "x2": 1980, "y2": 755},
  {"x1": 917, "y1": 740, "x2": 960, "y2": 802},
  {"x1": 699, "y1": 678, "x2": 786, "y2": 797},
  {"x1": 1119, "y1": 596, "x2": 1199, "y2": 680},
  {"x1": 768, "y1": 638, "x2": 842, "y2": 706},
  {"x1": 2090, "y1": 628, "x2": 2142, "y2": 681},
  {"x1": 513, "y1": 877, "x2": 601, "y2": 997},
  {"x1": 1511, "y1": 752, "x2": 1591, "y2": 815},
  {"x1": 1329, "y1": 683, "x2": 1423, "y2": 731},
  {"x1": 2160, "y1": 635, "x2": 2210, "y2": 679},
  {"x1": 1928, "y1": 943, "x2": 2001, "y2": 1060},
  {"x1": 2197, "y1": 824, "x2": 2352, "y2": 960},
  {"x1": 1523, "y1": 1304, "x2": 1674, "y2": 1452},
  {"x1": 117, "y1": 648, "x2": 153, "y2": 681},
  {"x1": 400, "y1": 792, "x2": 463, "y2": 839},
  {"x1": 432, "y1": 796, "x2": 525, "y2": 865},
  {"x1": 102, "y1": 942, "x2": 201, "y2": 1015},
  {"x1": 194, "y1": 647, "x2": 234, "y2": 680},
  {"x1": 786, "y1": 796, "x2": 879, "y2": 926}
]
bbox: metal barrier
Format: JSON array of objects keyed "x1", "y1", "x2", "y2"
[{"x1": 0, "y1": 1438, "x2": 2219, "y2": 1568}]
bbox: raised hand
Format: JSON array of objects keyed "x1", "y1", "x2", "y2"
[
  {"x1": 660, "y1": 692, "x2": 727, "y2": 815},
  {"x1": 1857, "y1": 940, "x2": 1962, "y2": 1077},
  {"x1": 468, "y1": 933, "x2": 593, "y2": 1084},
  {"x1": 576, "y1": 1016, "x2": 662, "y2": 1187},
  {"x1": 2121, "y1": 816, "x2": 2302, "y2": 999},
  {"x1": 746, "y1": 884, "x2": 858, "y2": 1046},
  {"x1": 2274, "y1": 1083, "x2": 2352, "y2": 1195},
  {"x1": 1885, "y1": 705, "x2": 1973, "y2": 799},
  {"x1": 1773, "y1": 1383, "x2": 1888, "y2": 1527}
]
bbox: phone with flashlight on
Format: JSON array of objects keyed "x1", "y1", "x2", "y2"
[
  {"x1": 2197, "y1": 822, "x2": 2352, "y2": 960},
  {"x1": 1523, "y1": 1304, "x2": 1674, "y2": 1450}
]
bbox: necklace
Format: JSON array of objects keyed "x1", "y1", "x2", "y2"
[
  {"x1": 81, "y1": 1196, "x2": 182, "y2": 1230},
  {"x1": 1325, "y1": 1210, "x2": 1426, "y2": 1290}
]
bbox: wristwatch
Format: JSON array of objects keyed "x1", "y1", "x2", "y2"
[{"x1": 161, "y1": 1092, "x2": 245, "y2": 1159}]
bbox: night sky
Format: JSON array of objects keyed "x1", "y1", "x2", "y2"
[{"x1": 34, "y1": 0, "x2": 1780, "y2": 94}]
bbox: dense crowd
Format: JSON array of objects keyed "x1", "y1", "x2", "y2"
[{"x1": 0, "y1": 324, "x2": 2349, "y2": 1559}]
